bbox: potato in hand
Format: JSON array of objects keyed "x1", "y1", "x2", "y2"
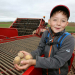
[{"x1": 13, "y1": 56, "x2": 21, "y2": 65}]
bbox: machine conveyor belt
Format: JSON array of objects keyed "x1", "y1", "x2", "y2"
[
  {"x1": 0, "y1": 36, "x2": 41, "y2": 75},
  {"x1": 0, "y1": 36, "x2": 75, "y2": 75}
]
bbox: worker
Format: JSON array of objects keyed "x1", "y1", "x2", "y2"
[{"x1": 14, "y1": 5, "x2": 74, "y2": 75}]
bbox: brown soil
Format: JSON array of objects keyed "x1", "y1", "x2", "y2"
[
  {"x1": 67, "y1": 66, "x2": 75, "y2": 75},
  {"x1": 72, "y1": 33, "x2": 75, "y2": 49},
  {"x1": 68, "y1": 22, "x2": 75, "y2": 27}
]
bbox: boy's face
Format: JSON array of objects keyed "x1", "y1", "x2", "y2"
[{"x1": 48, "y1": 12, "x2": 68, "y2": 33}]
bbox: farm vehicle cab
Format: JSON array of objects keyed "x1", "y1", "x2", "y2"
[{"x1": 0, "y1": 18, "x2": 75, "y2": 75}]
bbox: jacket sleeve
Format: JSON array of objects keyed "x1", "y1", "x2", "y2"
[
  {"x1": 34, "y1": 35, "x2": 74, "y2": 69},
  {"x1": 31, "y1": 31, "x2": 48, "y2": 59}
]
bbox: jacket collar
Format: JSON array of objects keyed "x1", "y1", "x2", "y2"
[{"x1": 48, "y1": 27, "x2": 65, "y2": 37}]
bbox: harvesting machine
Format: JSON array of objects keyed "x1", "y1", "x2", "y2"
[{"x1": 0, "y1": 18, "x2": 75, "y2": 75}]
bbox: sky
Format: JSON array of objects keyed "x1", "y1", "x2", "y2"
[{"x1": 0, "y1": 0, "x2": 75, "y2": 22}]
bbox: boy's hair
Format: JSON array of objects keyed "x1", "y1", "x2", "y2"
[
  {"x1": 50, "y1": 5, "x2": 70, "y2": 20},
  {"x1": 52, "y1": 10, "x2": 68, "y2": 20}
]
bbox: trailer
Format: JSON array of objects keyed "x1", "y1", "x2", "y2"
[{"x1": 0, "y1": 18, "x2": 75, "y2": 75}]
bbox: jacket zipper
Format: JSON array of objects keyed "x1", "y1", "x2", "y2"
[
  {"x1": 59, "y1": 68, "x2": 60, "y2": 74},
  {"x1": 47, "y1": 36, "x2": 54, "y2": 75}
]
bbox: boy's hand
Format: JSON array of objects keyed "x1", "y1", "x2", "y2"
[
  {"x1": 14, "y1": 59, "x2": 36, "y2": 71},
  {"x1": 20, "y1": 51, "x2": 33, "y2": 59}
]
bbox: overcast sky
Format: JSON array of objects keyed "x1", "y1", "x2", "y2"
[{"x1": 0, "y1": 0, "x2": 75, "y2": 22}]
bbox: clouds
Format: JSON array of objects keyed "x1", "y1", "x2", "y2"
[{"x1": 0, "y1": 0, "x2": 75, "y2": 22}]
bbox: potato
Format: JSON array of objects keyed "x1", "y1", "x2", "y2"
[
  {"x1": 20, "y1": 58, "x2": 26, "y2": 66},
  {"x1": 18, "y1": 52, "x2": 24, "y2": 58},
  {"x1": 21, "y1": 58, "x2": 26, "y2": 61},
  {"x1": 13, "y1": 56, "x2": 21, "y2": 65},
  {"x1": 25, "y1": 55, "x2": 31, "y2": 60}
]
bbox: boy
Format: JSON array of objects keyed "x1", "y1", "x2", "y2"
[{"x1": 14, "y1": 5, "x2": 74, "y2": 75}]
